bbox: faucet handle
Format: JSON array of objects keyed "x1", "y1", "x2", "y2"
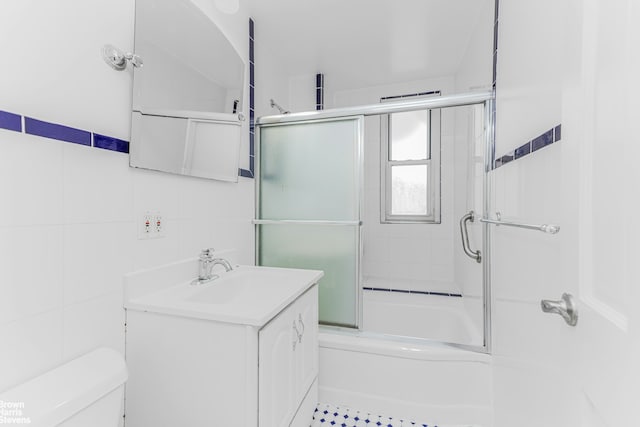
[{"x1": 200, "y1": 248, "x2": 215, "y2": 258}]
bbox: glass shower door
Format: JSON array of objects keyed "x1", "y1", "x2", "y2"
[{"x1": 256, "y1": 117, "x2": 363, "y2": 328}]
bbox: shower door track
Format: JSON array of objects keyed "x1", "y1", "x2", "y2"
[
  {"x1": 253, "y1": 220, "x2": 362, "y2": 226},
  {"x1": 255, "y1": 90, "x2": 495, "y2": 354},
  {"x1": 256, "y1": 91, "x2": 493, "y2": 124}
]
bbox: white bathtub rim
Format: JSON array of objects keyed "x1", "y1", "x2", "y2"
[{"x1": 319, "y1": 327, "x2": 490, "y2": 363}]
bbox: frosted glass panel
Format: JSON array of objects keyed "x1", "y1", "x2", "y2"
[
  {"x1": 259, "y1": 118, "x2": 360, "y2": 221},
  {"x1": 258, "y1": 224, "x2": 359, "y2": 328}
]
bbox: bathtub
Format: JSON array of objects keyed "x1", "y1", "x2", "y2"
[
  {"x1": 318, "y1": 329, "x2": 492, "y2": 427},
  {"x1": 362, "y1": 287, "x2": 482, "y2": 346}
]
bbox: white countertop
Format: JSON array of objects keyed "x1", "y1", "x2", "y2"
[{"x1": 125, "y1": 265, "x2": 323, "y2": 327}]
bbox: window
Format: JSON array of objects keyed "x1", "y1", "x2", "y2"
[{"x1": 380, "y1": 97, "x2": 441, "y2": 223}]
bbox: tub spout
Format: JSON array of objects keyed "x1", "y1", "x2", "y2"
[{"x1": 540, "y1": 293, "x2": 578, "y2": 326}]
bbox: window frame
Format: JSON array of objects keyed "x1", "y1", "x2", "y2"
[{"x1": 380, "y1": 99, "x2": 441, "y2": 224}]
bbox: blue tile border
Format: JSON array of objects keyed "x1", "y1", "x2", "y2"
[
  {"x1": 0, "y1": 111, "x2": 129, "y2": 154},
  {"x1": 25, "y1": 117, "x2": 91, "y2": 146},
  {"x1": 94, "y1": 133, "x2": 129, "y2": 153},
  {"x1": 531, "y1": 128, "x2": 554, "y2": 152},
  {"x1": 316, "y1": 73, "x2": 324, "y2": 110},
  {"x1": 493, "y1": 124, "x2": 561, "y2": 169},
  {"x1": 363, "y1": 287, "x2": 462, "y2": 298},
  {"x1": 0, "y1": 110, "x2": 22, "y2": 132},
  {"x1": 514, "y1": 141, "x2": 531, "y2": 159},
  {"x1": 239, "y1": 17, "x2": 256, "y2": 179}
]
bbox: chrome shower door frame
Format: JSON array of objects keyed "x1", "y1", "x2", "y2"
[
  {"x1": 254, "y1": 116, "x2": 365, "y2": 329},
  {"x1": 255, "y1": 91, "x2": 495, "y2": 354}
]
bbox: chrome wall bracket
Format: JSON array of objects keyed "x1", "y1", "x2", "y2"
[
  {"x1": 541, "y1": 293, "x2": 578, "y2": 326},
  {"x1": 102, "y1": 44, "x2": 143, "y2": 71},
  {"x1": 480, "y1": 211, "x2": 560, "y2": 234}
]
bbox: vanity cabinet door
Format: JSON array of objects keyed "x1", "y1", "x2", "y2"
[
  {"x1": 258, "y1": 303, "x2": 296, "y2": 427},
  {"x1": 258, "y1": 285, "x2": 319, "y2": 427},
  {"x1": 293, "y1": 285, "x2": 318, "y2": 408}
]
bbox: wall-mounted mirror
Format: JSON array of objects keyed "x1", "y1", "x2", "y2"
[{"x1": 130, "y1": 0, "x2": 245, "y2": 182}]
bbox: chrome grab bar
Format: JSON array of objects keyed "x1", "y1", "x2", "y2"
[
  {"x1": 459, "y1": 210, "x2": 481, "y2": 263},
  {"x1": 480, "y1": 212, "x2": 560, "y2": 234},
  {"x1": 541, "y1": 293, "x2": 578, "y2": 326}
]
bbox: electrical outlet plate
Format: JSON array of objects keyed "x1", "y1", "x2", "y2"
[
  {"x1": 138, "y1": 211, "x2": 165, "y2": 239},
  {"x1": 154, "y1": 213, "x2": 164, "y2": 237}
]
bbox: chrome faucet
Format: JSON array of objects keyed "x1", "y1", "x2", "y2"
[
  {"x1": 210, "y1": 258, "x2": 233, "y2": 272},
  {"x1": 192, "y1": 249, "x2": 233, "y2": 285}
]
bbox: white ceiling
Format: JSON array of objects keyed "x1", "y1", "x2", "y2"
[{"x1": 250, "y1": 0, "x2": 494, "y2": 91}]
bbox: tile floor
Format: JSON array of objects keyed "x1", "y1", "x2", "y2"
[{"x1": 311, "y1": 403, "x2": 435, "y2": 427}]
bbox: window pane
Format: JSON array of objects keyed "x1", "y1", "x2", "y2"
[
  {"x1": 391, "y1": 165, "x2": 428, "y2": 215},
  {"x1": 390, "y1": 110, "x2": 428, "y2": 161}
]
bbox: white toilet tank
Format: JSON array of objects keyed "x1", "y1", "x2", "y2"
[{"x1": 0, "y1": 348, "x2": 127, "y2": 427}]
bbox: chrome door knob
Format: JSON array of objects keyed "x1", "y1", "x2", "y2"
[{"x1": 541, "y1": 293, "x2": 578, "y2": 326}]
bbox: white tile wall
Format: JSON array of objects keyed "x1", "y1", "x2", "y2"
[
  {"x1": 62, "y1": 292, "x2": 125, "y2": 360},
  {"x1": 62, "y1": 144, "x2": 134, "y2": 223},
  {"x1": 63, "y1": 223, "x2": 134, "y2": 305},
  {"x1": 0, "y1": 225, "x2": 63, "y2": 325},
  {"x1": 313, "y1": 77, "x2": 461, "y2": 292},
  {"x1": 0, "y1": 310, "x2": 63, "y2": 392},
  {"x1": 488, "y1": 0, "x2": 624, "y2": 425},
  {"x1": 0, "y1": 132, "x2": 65, "y2": 226},
  {"x1": 0, "y1": 0, "x2": 290, "y2": 394},
  {"x1": 0, "y1": 1, "x2": 134, "y2": 138}
]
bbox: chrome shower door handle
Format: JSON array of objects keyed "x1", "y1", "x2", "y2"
[
  {"x1": 460, "y1": 210, "x2": 481, "y2": 263},
  {"x1": 541, "y1": 293, "x2": 578, "y2": 326}
]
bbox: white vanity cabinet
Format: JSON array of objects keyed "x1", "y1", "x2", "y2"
[
  {"x1": 259, "y1": 285, "x2": 318, "y2": 427},
  {"x1": 124, "y1": 265, "x2": 322, "y2": 427}
]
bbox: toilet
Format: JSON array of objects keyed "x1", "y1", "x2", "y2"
[{"x1": 0, "y1": 348, "x2": 127, "y2": 427}]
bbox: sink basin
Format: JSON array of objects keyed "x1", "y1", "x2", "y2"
[
  {"x1": 125, "y1": 265, "x2": 324, "y2": 327},
  {"x1": 186, "y1": 276, "x2": 252, "y2": 304}
]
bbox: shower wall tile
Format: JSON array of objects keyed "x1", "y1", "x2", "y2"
[
  {"x1": 341, "y1": 78, "x2": 458, "y2": 295},
  {"x1": 492, "y1": 0, "x2": 583, "y2": 424}
]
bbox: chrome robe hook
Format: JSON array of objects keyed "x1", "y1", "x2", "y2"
[{"x1": 102, "y1": 44, "x2": 143, "y2": 70}]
